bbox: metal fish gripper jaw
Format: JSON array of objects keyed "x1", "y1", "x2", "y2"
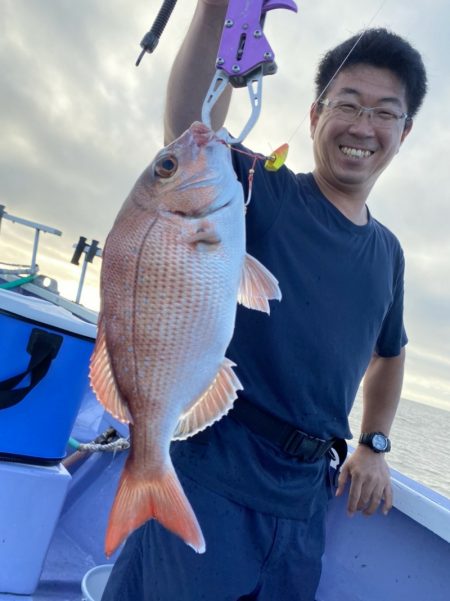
[{"x1": 201, "y1": 0, "x2": 298, "y2": 144}]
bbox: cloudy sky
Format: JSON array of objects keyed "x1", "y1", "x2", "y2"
[{"x1": 1, "y1": 0, "x2": 449, "y2": 411}]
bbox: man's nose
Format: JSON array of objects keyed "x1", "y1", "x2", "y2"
[{"x1": 347, "y1": 110, "x2": 376, "y2": 135}]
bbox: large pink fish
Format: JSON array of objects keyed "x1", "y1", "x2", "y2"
[{"x1": 90, "y1": 122, "x2": 281, "y2": 557}]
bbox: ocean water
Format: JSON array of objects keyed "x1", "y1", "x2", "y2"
[{"x1": 348, "y1": 395, "x2": 450, "y2": 499}]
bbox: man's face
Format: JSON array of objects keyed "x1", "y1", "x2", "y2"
[{"x1": 310, "y1": 64, "x2": 412, "y2": 198}]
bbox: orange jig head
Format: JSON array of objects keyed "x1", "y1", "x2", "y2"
[{"x1": 264, "y1": 143, "x2": 289, "y2": 172}]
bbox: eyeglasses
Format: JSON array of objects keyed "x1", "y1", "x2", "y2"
[{"x1": 319, "y1": 98, "x2": 410, "y2": 129}]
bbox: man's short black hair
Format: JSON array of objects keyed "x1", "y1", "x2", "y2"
[{"x1": 315, "y1": 28, "x2": 427, "y2": 118}]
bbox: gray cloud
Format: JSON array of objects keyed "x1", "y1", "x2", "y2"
[{"x1": 1, "y1": 0, "x2": 449, "y2": 409}]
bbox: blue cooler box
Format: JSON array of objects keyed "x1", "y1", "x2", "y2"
[{"x1": 0, "y1": 289, "x2": 97, "y2": 464}]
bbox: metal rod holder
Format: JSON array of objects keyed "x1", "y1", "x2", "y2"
[{"x1": 71, "y1": 237, "x2": 102, "y2": 304}]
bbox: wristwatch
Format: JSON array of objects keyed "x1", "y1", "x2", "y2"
[{"x1": 359, "y1": 432, "x2": 391, "y2": 453}]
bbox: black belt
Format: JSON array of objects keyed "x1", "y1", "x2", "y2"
[{"x1": 230, "y1": 400, "x2": 347, "y2": 466}]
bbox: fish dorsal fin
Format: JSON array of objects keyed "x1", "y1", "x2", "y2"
[
  {"x1": 238, "y1": 253, "x2": 282, "y2": 314},
  {"x1": 172, "y1": 358, "x2": 242, "y2": 440},
  {"x1": 89, "y1": 316, "x2": 133, "y2": 424}
]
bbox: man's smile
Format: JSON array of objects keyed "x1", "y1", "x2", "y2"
[{"x1": 339, "y1": 145, "x2": 375, "y2": 159}]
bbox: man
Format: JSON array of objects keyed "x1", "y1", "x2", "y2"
[{"x1": 102, "y1": 1, "x2": 427, "y2": 599}]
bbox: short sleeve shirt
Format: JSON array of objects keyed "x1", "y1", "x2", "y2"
[{"x1": 171, "y1": 145, "x2": 407, "y2": 519}]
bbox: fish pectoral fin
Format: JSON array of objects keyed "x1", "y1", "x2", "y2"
[
  {"x1": 172, "y1": 358, "x2": 242, "y2": 440},
  {"x1": 89, "y1": 315, "x2": 133, "y2": 424},
  {"x1": 238, "y1": 253, "x2": 282, "y2": 314},
  {"x1": 105, "y1": 460, "x2": 205, "y2": 557}
]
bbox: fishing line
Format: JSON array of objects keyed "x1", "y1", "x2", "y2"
[
  {"x1": 216, "y1": 138, "x2": 266, "y2": 208},
  {"x1": 286, "y1": 0, "x2": 390, "y2": 146}
]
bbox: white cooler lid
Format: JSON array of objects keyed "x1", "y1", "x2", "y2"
[{"x1": 0, "y1": 289, "x2": 97, "y2": 339}]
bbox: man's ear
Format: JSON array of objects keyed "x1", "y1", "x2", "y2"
[
  {"x1": 310, "y1": 102, "x2": 320, "y2": 139},
  {"x1": 400, "y1": 118, "x2": 413, "y2": 145}
]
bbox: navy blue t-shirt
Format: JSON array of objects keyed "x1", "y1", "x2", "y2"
[{"x1": 172, "y1": 146, "x2": 407, "y2": 519}]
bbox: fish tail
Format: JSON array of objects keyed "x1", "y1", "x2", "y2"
[{"x1": 105, "y1": 461, "x2": 206, "y2": 557}]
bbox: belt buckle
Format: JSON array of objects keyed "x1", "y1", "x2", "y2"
[{"x1": 283, "y1": 429, "x2": 327, "y2": 461}]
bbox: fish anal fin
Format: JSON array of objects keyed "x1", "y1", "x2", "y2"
[
  {"x1": 238, "y1": 253, "x2": 282, "y2": 314},
  {"x1": 105, "y1": 461, "x2": 205, "y2": 557},
  {"x1": 89, "y1": 316, "x2": 133, "y2": 424},
  {"x1": 173, "y1": 358, "x2": 242, "y2": 440}
]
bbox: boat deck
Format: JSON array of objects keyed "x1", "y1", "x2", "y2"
[{"x1": 1, "y1": 440, "x2": 448, "y2": 601}]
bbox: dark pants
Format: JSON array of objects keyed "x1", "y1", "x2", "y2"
[
  {"x1": 102, "y1": 474, "x2": 326, "y2": 601},
  {"x1": 101, "y1": 472, "x2": 327, "y2": 601}
]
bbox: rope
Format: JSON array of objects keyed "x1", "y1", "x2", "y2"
[
  {"x1": 77, "y1": 438, "x2": 130, "y2": 453},
  {"x1": 68, "y1": 433, "x2": 130, "y2": 453}
]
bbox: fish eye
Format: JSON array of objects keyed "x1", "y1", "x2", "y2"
[{"x1": 154, "y1": 155, "x2": 178, "y2": 178}]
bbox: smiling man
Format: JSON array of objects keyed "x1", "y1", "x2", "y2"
[
  {"x1": 101, "y1": 4, "x2": 427, "y2": 601},
  {"x1": 310, "y1": 65, "x2": 414, "y2": 223}
]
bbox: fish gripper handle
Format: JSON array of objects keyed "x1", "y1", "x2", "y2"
[{"x1": 136, "y1": 0, "x2": 178, "y2": 66}]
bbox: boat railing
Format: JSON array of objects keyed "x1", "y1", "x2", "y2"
[
  {"x1": 0, "y1": 205, "x2": 101, "y2": 324},
  {"x1": 0, "y1": 204, "x2": 62, "y2": 276}
]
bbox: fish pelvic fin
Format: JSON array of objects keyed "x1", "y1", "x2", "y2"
[
  {"x1": 89, "y1": 315, "x2": 133, "y2": 424},
  {"x1": 105, "y1": 461, "x2": 205, "y2": 557},
  {"x1": 173, "y1": 358, "x2": 242, "y2": 440},
  {"x1": 238, "y1": 253, "x2": 282, "y2": 315}
]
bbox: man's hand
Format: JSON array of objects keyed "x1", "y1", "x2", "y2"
[{"x1": 335, "y1": 444, "x2": 393, "y2": 517}]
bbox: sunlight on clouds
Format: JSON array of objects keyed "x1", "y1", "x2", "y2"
[{"x1": 45, "y1": 77, "x2": 74, "y2": 122}]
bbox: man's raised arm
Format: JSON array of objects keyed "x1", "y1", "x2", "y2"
[{"x1": 164, "y1": 0, "x2": 231, "y2": 144}]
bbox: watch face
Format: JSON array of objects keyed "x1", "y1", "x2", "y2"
[{"x1": 372, "y1": 434, "x2": 387, "y2": 451}]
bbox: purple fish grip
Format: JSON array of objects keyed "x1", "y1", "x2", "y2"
[{"x1": 216, "y1": 0, "x2": 298, "y2": 79}]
